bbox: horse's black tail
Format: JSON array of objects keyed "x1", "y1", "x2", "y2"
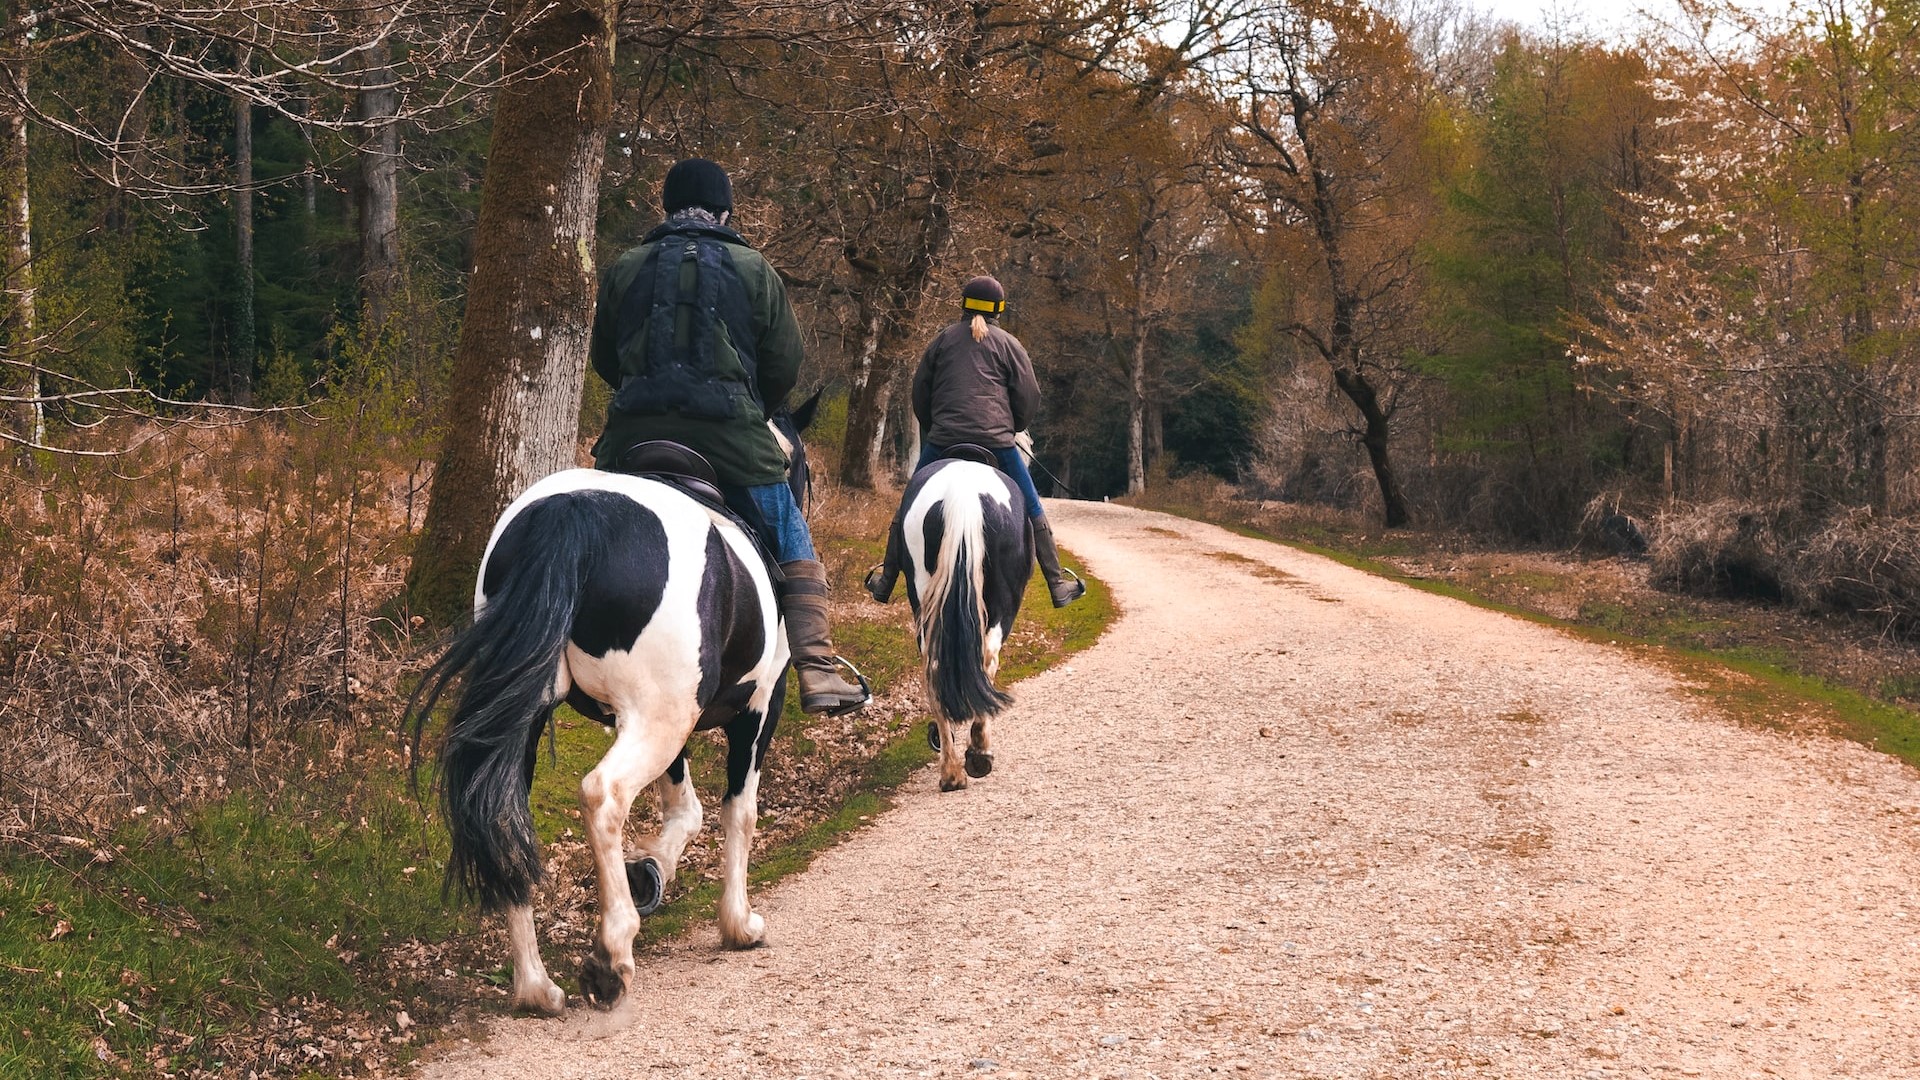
[
  {"x1": 918, "y1": 487, "x2": 1014, "y2": 723},
  {"x1": 408, "y1": 493, "x2": 596, "y2": 911}
]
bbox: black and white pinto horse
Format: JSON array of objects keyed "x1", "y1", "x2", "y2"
[
  {"x1": 895, "y1": 456, "x2": 1034, "y2": 791},
  {"x1": 410, "y1": 399, "x2": 817, "y2": 1014}
]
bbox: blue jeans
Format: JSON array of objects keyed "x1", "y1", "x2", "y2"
[
  {"x1": 743, "y1": 482, "x2": 815, "y2": 562},
  {"x1": 916, "y1": 443, "x2": 1045, "y2": 520}
]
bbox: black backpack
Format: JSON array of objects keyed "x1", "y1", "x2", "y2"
[{"x1": 610, "y1": 222, "x2": 762, "y2": 421}]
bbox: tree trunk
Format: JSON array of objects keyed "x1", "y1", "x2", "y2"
[
  {"x1": 841, "y1": 353, "x2": 899, "y2": 488},
  {"x1": 839, "y1": 310, "x2": 883, "y2": 488},
  {"x1": 841, "y1": 310, "x2": 915, "y2": 489},
  {"x1": 232, "y1": 88, "x2": 255, "y2": 405},
  {"x1": 0, "y1": 13, "x2": 35, "y2": 453},
  {"x1": 1126, "y1": 328, "x2": 1147, "y2": 495},
  {"x1": 407, "y1": 0, "x2": 617, "y2": 626},
  {"x1": 358, "y1": 35, "x2": 401, "y2": 329},
  {"x1": 901, "y1": 406, "x2": 921, "y2": 484},
  {"x1": 1332, "y1": 366, "x2": 1410, "y2": 528},
  {"x1": 839, "y1": 170, "x2": 952, "y2": 488}
]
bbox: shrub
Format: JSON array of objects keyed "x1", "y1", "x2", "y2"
[
  {"x1": 1789, "y1": 509, "x2": 1920, "y2": 636},
  {"x1": 1647, "y1": 500, "x2": 1791, "y2": 603}
]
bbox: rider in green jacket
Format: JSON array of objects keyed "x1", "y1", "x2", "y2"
[{"x1": 588, "y1": 158, "x2": 869, "y2": 716}]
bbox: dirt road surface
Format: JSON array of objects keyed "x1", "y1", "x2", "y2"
[{"x1": 425, "y1": 501, "x2": 1920, "y2": 1079}]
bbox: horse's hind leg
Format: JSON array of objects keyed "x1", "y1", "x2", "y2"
[
  {"x1": 965, "y1": 715, "x2": 994, "y2": 779},
  {"x1": 577, "y1": 712, "x2": 689, "y2": 1007},
  {"x1": 936, "y1": 715, "x2": 972, "y2": 791},
  {"x1": 624, "y1": 748, "x2": 702, "y2": 914},
  {"x1": 507, "y1": 904, "x2": 565, "y2": 1014},
  {"x1": 717, "y1": 685, "x2": 780, "y2": 948}
]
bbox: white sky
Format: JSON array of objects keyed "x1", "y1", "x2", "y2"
[{"x1": 1470, "y1": 0, "x2": 1803, "y2": 40}]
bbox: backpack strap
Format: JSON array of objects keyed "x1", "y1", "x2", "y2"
[{"x1": 609, "y1": 225, "x2": 762, "y2": 420}]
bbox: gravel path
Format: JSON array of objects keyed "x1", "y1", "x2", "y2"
[{"x1": 424, "y1": 500, "x2": 1920, "y2": 1079}]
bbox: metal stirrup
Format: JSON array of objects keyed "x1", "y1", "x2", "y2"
[{"x1": 807, "y1": 655, "x2": 871, "y2": 717}]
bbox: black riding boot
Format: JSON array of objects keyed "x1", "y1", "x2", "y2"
[
  {"x1": 863, "y1": 511, "x2": 908, "y2": 604},
  {"x1": 1031, "y1": 519, "x2": 1085, "y2": 608},
  {"x1": 780, "y1": 560, "x2": 872, "y2": 714}
]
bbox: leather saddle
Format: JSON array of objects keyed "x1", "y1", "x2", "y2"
[
  {"x1": 614, "y1": 440, "x2": 784, "y2": 583},
  {"x1": 618, "y1": 440, "x2": 727, "y2": 505},
  {"x1": 938, "y1": 443, "x2": 1004, "y2": 470}
]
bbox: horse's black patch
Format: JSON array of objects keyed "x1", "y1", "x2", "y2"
[
  {"x1": 979, "y1": 477, "x2": 1033, "y2": 638},
  {"x1": 920, "y1": 501, "x2": 948, "y2": 578},
  {"x1": 693, "y1": 525, "x2": 766, "y2": 728},
  {"x1": 572, "y1": 499, "x2": 671, "y2": 658},
  {"x1": 566, "y1": 687, "x2": 615, "y2": 727},
  {"x1": 723, "y1": 707, "x2": 768, "y2": 799}
]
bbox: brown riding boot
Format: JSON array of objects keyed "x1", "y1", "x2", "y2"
[
  {"x1": 779, "y1": 560, "x2": 872, "y2": 715},
  {"x1": 1031, "y1": 519, "x2": 1086, "y2": 608}
]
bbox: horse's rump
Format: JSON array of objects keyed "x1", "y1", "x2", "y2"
[
  {"x1": 414, "y1": 470, "x2": 781, "y2": 909},
  {"x1": 901, "y1": 460, "x2": 1031, "y2": 722}
]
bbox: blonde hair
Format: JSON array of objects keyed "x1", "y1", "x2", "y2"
[{"x1": 970, "y1": 313, "x2": 988, "y2": 342}]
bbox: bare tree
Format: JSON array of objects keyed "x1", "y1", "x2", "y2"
[{"x1": 1219, "y1": 0, "x2": 1436, "y2": 526}]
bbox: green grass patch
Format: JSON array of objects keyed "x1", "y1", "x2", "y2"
[{"x1": 0, "y1": 765, "x2": 463, "y2": 1078}]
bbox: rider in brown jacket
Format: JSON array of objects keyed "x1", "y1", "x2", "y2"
[{"x1": 866, "y1": 275, "x2": 1085, "y2": 608}]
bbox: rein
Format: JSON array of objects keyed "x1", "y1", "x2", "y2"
[{"x1": 1017, "y1": 442, "x2": 1083, "y2": 500}]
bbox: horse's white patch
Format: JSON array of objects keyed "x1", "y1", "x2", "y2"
[
  {"x1": 506, "y1": 904, "x2": 562, "y2": 1013},
  {"x1": 717, "y1": 769, "x2": 767, "y2": 948},
  {"x1": 903, "y1": 461, "x2": 1012, "y2": 607}
]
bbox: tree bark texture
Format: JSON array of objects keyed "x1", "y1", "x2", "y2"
[
  {"x1": 0, "y1": 10, "x2": 36, "y2": 452},
  {"x1": 358, "y1": 36, "x2": 400, "y2": 329},
  {"x1": 837, "y1": 6, "x2": 977, "y2": 490},
  {"x1": 841, "y1": 311, "x2": 918, "y2": 489},
  {"x1": 408, "y1": 0, "x2": 616, "y2": 625},
  {"x1": 1333, "y1": 365, "x2": 1409, "y2": 528},
  {"x1": 233, "y1": 89, "x2": 255, "y2": 405},
  {"x1": 1127, "y1": 328, "x2": 1147, "y2": 495}
]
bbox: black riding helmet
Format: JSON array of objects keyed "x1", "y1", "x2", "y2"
[{"x1": 962, "y1": 275, "x2": 1006, "y2": 316}]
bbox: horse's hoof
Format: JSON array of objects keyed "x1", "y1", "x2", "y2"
[
  {"x1": 626, "y1": 856, "x2": 664, "y2": 916},
  {"x1": 964, "y1": 749, "x2": 994, "y2": 778},
  {"x1": 926, "y1": 721, "x2": 942, "y2": 750},
  {"x1": 577, "y1": 951, "x2": 627, "y2": 1009},
  {"x1": 721, "y1": 911, "x2": 767, "y2": 949},
  {"x1": 939, "y1": 774, "x2": 969, "y2": 792},
  {"x1": 512, "y1": 979, "x2": 566, "y2": 1017}
]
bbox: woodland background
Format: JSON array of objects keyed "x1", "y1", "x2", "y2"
[
  {"x1": 5, "y1": 0, "x2": 1920, "y2": 1073},
  {"x1": 7, "y1": 0, "x2": 1920, "y2": 837}
]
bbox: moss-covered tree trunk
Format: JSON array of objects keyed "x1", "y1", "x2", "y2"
[
  {"x1": 407, "y1": 0, "x2": 616, "y2": 625},
  {"x1": 0, "y1": 5, "x2": 35, "y2": 453}
]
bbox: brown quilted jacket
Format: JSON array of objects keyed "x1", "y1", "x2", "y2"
[{"x1": 910, "y1": 320, "x2": 1040, "y2": 450}]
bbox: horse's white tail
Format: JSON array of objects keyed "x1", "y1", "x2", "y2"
[{"x1": 918, "y1": 486, "x2": 1013, "y2": 722}]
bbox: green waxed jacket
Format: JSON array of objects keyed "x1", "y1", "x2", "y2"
[{"x1": 588, "y1": 225, "x2": 803, "y2": 487}]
